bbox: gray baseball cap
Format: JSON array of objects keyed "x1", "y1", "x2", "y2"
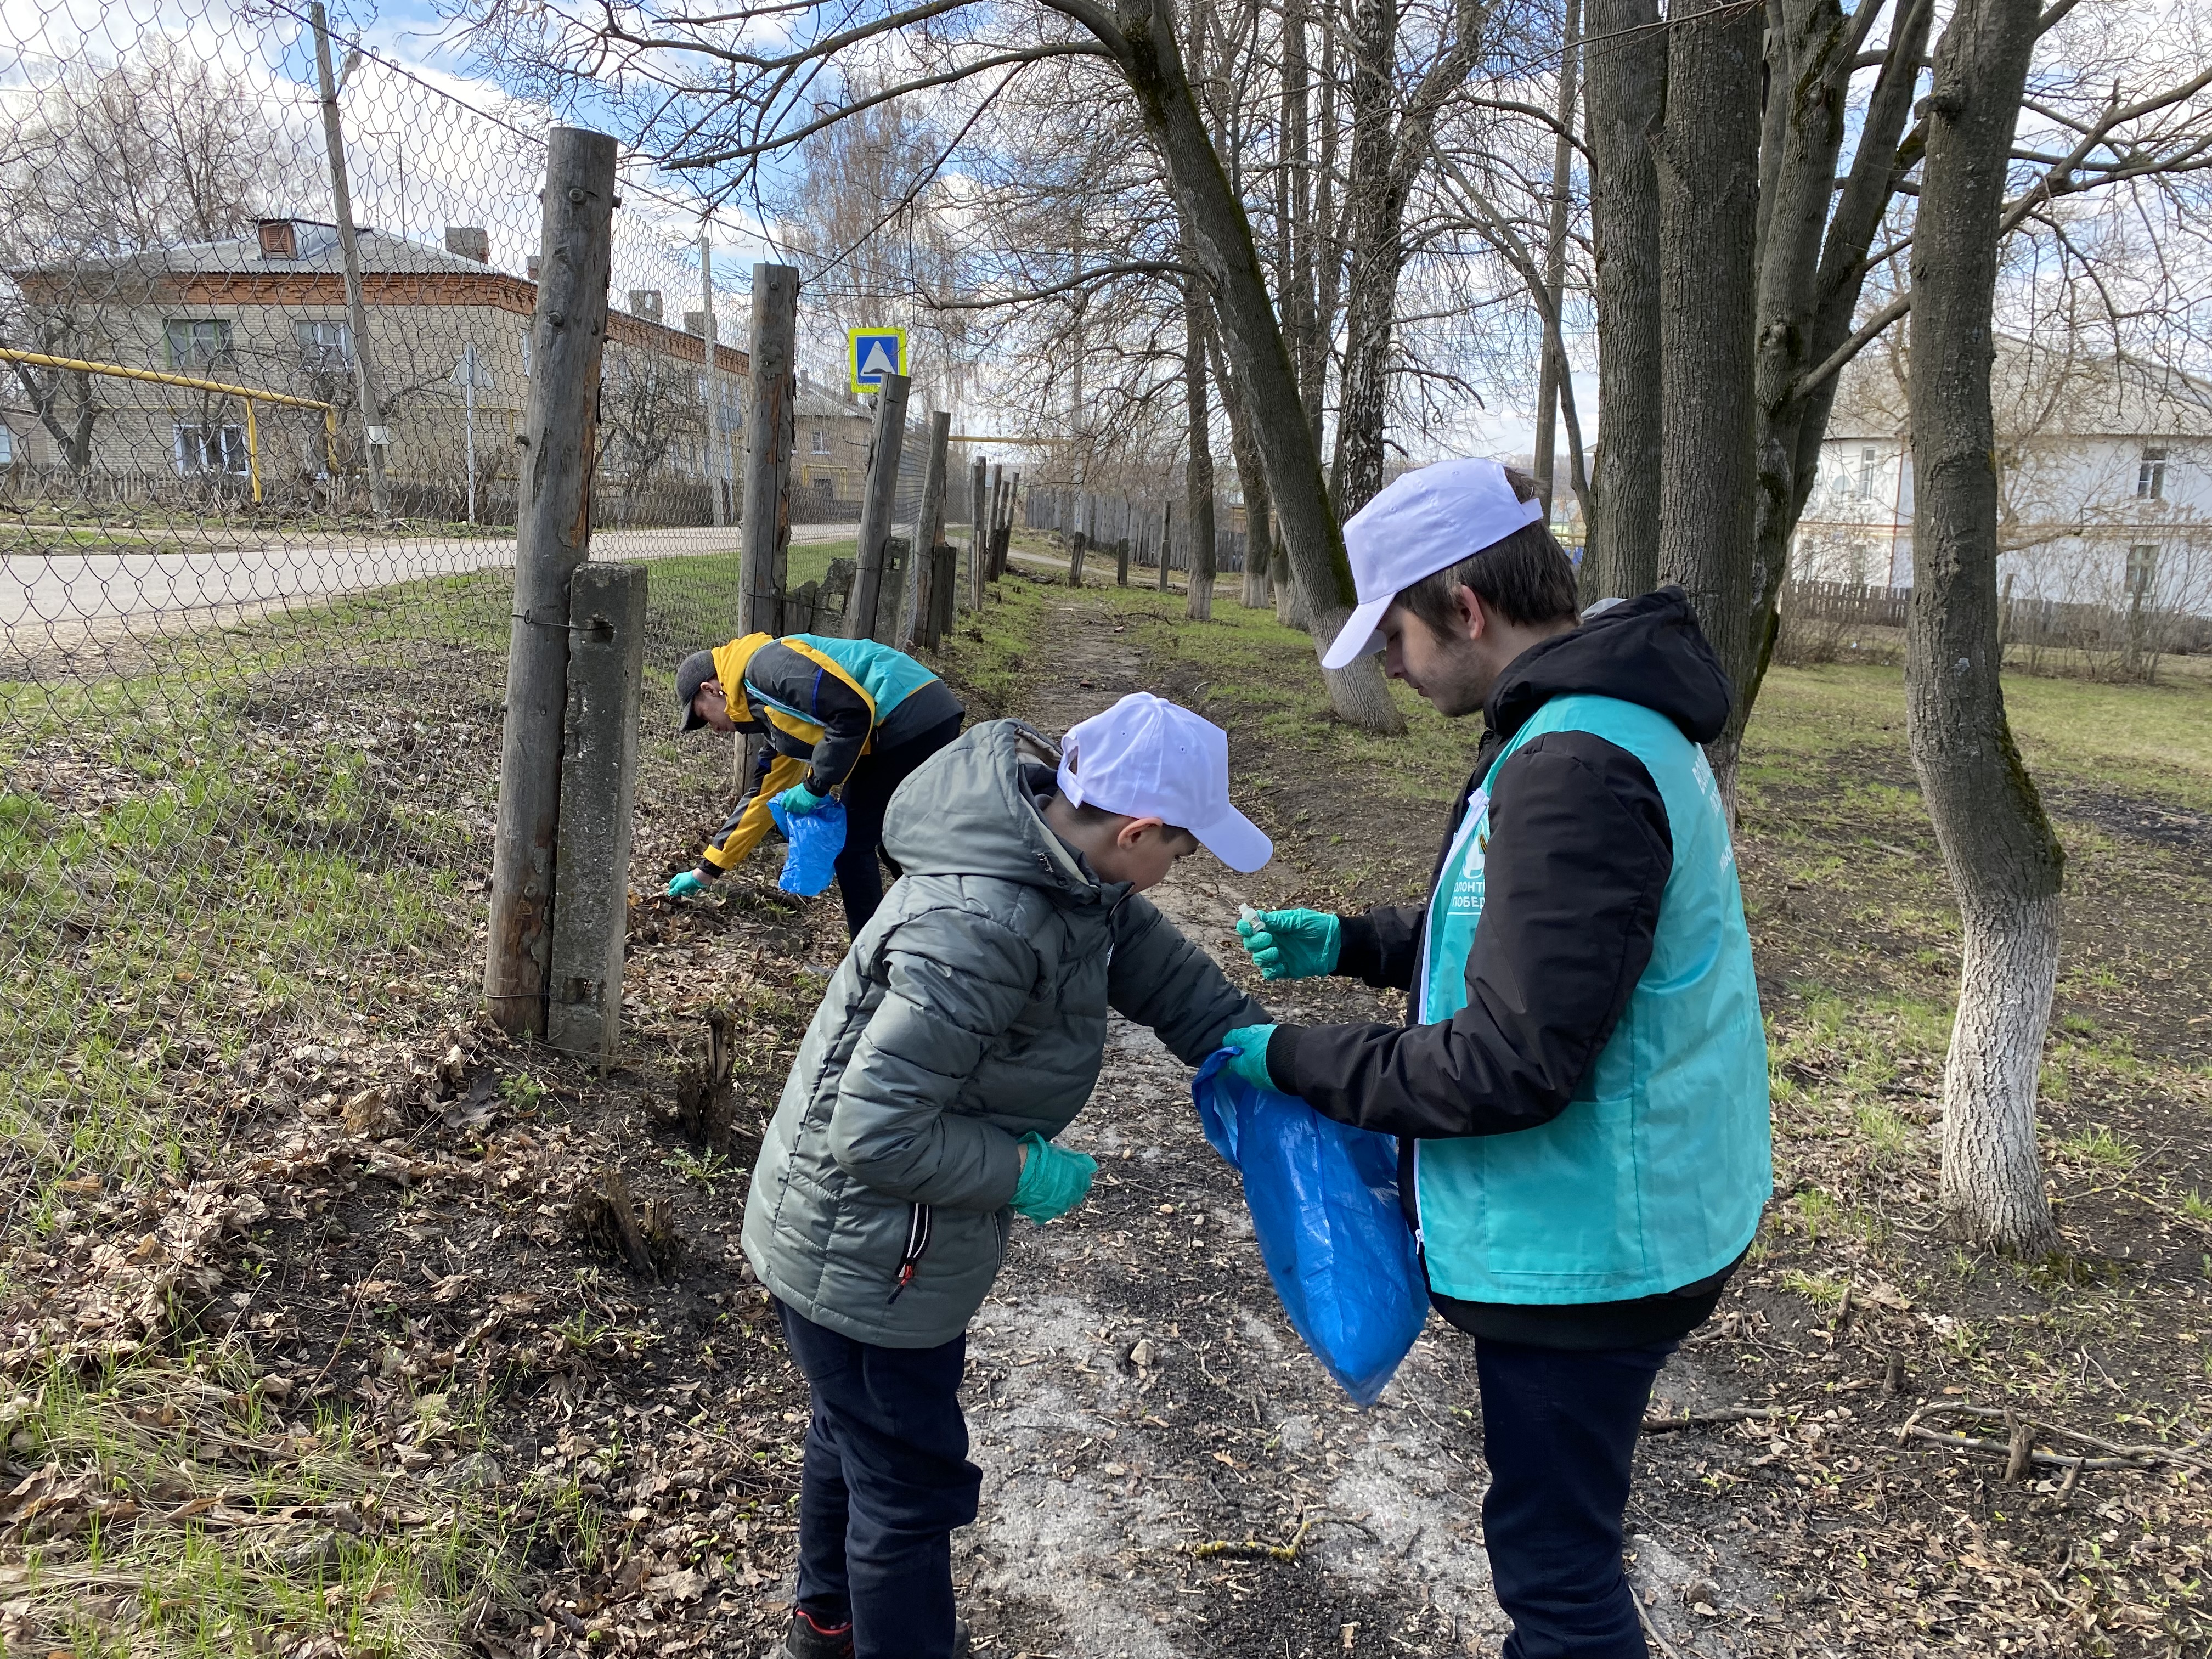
[{"x1": 676, "y1": 650, "x2": 718, "y2": 732}]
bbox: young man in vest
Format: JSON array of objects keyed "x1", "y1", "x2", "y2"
[
  {"x1": 670, "y1": 634, "x2": 963, "y2": 936},
  {"x1": 1221, "y1": 459, "x2": 1771, "y2": 1659}
]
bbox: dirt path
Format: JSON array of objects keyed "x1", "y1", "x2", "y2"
[{"x1": 940, "y1": 584, "x2": 1751, "y2": 1658}]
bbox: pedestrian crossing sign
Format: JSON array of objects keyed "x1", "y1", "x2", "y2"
[{"x1": 848, "y1": 326, "x2": 907, "y2": 394}]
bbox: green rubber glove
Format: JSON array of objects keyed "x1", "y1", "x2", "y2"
[
  {"x1": 1011, "y1": 1132, "x2": 1096, "y2": 1224},
  {"x1": 775, "y1": 782, "x2": 830, "y2": 816},
  {"x1": 1221, "y1": 1023, "x2": 1280, "y2": 1092},
  {"x1": 1235, "y1": 907, "x2": 1341, "y2": 980},
  {"x1": 666, "y1": 870, "x2": 710, "y2": 899}
]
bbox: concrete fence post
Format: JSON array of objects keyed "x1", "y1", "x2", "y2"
[{"x1": 548, "y1": 563, "x2": 647, "y2": 1066}]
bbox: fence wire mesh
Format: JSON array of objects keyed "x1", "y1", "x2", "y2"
[{"x1": 0, "y1": 0, "x2": 847, "y2": 1212}]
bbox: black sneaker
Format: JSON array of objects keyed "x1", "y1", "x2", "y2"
[
  {"x1": 783, "y1": 1610, "x2": 853, "y2": 1659},
  {"x1": 782, "y1": 1610, "x2": 965, "y2": 1659}
]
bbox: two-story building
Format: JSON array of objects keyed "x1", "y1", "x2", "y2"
[
  {"x1": 3, "y1": 217, "x2": 748, "y2": 520},
  {"x1": 1795, "y1": 339, "x2": 2211, "y2": 619}
]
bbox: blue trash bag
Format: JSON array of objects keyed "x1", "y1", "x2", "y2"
[
  {"x1": 768, "y1": 797, "x2": 848, "y2": 897},
  {"x1": 1190, "y1": 1049, "x2": 1429, "y2": 1406}
]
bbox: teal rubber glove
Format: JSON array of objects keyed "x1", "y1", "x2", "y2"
[
  {"x1": 665, "y1": 870, "x2": 710, "y2": 899},
  {"x1": 1011, "y1": 1132, "x2": 1097, "y2": 1224},
  {"x1": 1235, "y1": 907, "x2": 1341, "y2": 980},
  {"x1": 1221, "y1": 1023, "x2": 1280, "y2": 1092},
  {"x1": 774, "y1": 782, "x2": 830, "y2": 817}
]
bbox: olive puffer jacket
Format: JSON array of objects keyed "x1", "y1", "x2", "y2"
[{"x1": 740, "y1": 718, "x2": 1267, "y2": 1346}]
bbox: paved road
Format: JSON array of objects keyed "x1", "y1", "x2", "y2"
[{"x1": 0, "y1": 522, "x2": 870, "y2": 639}]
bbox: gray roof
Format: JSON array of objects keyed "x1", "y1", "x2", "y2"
[{"x1": 32, "y1": 222, "x2": 510, "y2": 281}]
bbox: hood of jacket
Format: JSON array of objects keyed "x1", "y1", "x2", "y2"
[
  {"x1": 881, "y1": 717, "x2": 1110, "y2": 902},
  {"x1": 1485, "y1": 586, "x2": 1733, "y2": 746}
]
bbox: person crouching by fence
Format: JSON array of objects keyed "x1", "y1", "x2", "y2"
[{"x1": 669, "y1": 633, "x2": 964, "y2": 936}]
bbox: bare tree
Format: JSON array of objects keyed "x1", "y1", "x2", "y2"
[{"x1": 458, "y1": 0, "x2": 1408, "y2": 730}]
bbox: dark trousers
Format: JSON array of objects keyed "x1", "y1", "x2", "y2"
[
  {"x1": 775, "y1": 1299, "x2": 979, "y2": 1659},
  {"x1": 833, "y1": 713, "x2": 964, "y2": 936},
  {"x1": 1475, "y1": 1337, "x2": 1677, "y2": 1659}
]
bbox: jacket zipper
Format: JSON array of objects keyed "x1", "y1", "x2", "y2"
[{"x1": 888, "y1": 1202, "x2": 932, "y2": 1304}]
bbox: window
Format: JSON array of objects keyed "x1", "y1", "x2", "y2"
[
  {"x1": 2137, "y1": 445, "x2": 2168, "y2": 500},
  {"x1": 518, "y1": 326, "x2": 532, "y2": 378},
  {"x1": 174, "y1": 422, "x2": 247, "y2": 477},
  {"x1": 1858, "y1": 446, "x2": 1879, "y2": 500},
  {"x1": 2126, "y1": 544, "x2": 2159, "y2": 607},
  {"x1": 294, "y1": 319, "x2": 353, "y2": 371},
  {"x1": 0, "y1": 427, "x2": 12, "y2": 465},
  {"x1": 812, "y1": 429, "x2": 832, "y2": 456},
  {"x1": 165, "y1": 319, "x2": 232, "y2": 369}
]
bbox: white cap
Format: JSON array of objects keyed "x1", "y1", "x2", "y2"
[
  {"x1": 1320, "y1": 458, "x2": 1547, "y2": 669},
  {"x1": 1057, "y1": 692, "x2": 1273, "y2": 873}
]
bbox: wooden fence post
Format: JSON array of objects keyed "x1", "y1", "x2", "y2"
[
  {"x1": 997, "y1": 472, "x2": 1020, "y2": 577},
  {"x1": 1116, "y1": 537, "x2": 1130, "y2": 586},
  {"x1": 484, "y1": 125, "x2": 617, "y2": 1039},
  {"x1": 847, "y1": 371, "x2": 910, "y2": 640},
  {"x1": 740, "y1": 264, "x2": 799, "y2": 636},
  {"x1": 967, "y1": 455, "x2": 989, "y2": 610},
  {"x1": 1068, "y1": 531, "x2": 1087, "y2": 586},
  {"x1": 899, "y1": 410, "x2": 951, "y2": 646},
  {"x1": 1158, "y1": 500, "x2": 1173, "y2": 592},
  {"x1": 985, "y1": 466, "x2": 1006, "y2": 579}
]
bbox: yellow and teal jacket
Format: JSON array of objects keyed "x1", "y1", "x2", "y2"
[{"x1": 698, "y1": 634, "x2": 963, "y2": 873}]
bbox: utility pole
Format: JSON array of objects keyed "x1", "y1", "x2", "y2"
[
  {"x1": 698, "y1": 228, "x2": 726, "y2": 528},
  {"x1": 310, "y1": 3, "x2": 388, "y2": 519},
  {"x1": 483, "y1": 127, "x2": 618, "y2": 1038}
]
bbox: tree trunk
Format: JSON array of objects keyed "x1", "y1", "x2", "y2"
[
  {"x1": 1580, "y1": 0, "x2": 1663, "y2": 603},
  {"x1": 1906, "y1": 0, "x2": 2062, "y2": 1258},
  {"x1": 1652, "y1": 0, "x2": 1762, "y2": 785},
  {"x1": 1206, "y1": 323, "x2": 1273, "y2": 609},
  {"x1": 1184, "y1": 273, "x2": 1217, "y2": 620},
  {"x1": 1329, "y1": 0, "x2": 1402, "y2": 518},
  {"x1": 1118, "y1": 0, "x2": 1402, "y2": 730},
  {"x1": 1737, "y1": 0, "x2": 1934, "y2": 730}
]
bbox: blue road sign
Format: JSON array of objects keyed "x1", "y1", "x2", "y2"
[{"x1": 848, "y1": 326, "x2": 907, "y2": 394}]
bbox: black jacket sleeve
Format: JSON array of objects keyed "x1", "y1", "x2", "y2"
[
  {"x1": 1333, "y1": 905, "x2": 1424, "y2": 990},
  {"x1": 744, "y1": 640, "x2": 878, "y2": 794},
  {"x1": 1267, "y1": 731, "x2": 1673, "y2": 1138}
]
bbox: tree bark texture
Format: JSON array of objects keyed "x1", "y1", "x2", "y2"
[
  {"x1": 1114, "y1": 0, "x2": 1401, "y2": 730},
  {"x1": 1906, "y1": 0, "x2": 2063, "y2": 1257},
  {"x1": 1579, "y1": 0, "x2": 1663, "y2": 603},
  {"x1": 1652, "y1": 0, "x2": 1763, "y2": 777}
]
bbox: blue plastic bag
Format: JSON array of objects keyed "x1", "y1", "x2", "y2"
[
  {"x1": 1190, "y1": 1049, "x2": 1428, "y2": 1406},
  {"x1": 768, "y1": 797, "x2": 848, "y2": 897}
]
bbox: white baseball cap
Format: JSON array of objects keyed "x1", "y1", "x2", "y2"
[
  {"x1": 1057, "y1": 693, "x2": 1273, "y2": 873},
  {"x1": 1321, "y1": 458, "x2": 1548, "y2": 669}
]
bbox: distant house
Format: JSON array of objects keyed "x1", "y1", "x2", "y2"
[
  {"x1": 1794, "y1": 338, "x2": 2211, "y2": 619},
  {"x1": 4, "y1": 217, "x2": 748, "y2": 517},
  {"x1": 791, "y1": 372, "x2": 876, "y2": 520}
]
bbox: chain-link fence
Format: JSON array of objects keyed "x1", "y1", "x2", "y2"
[{"x1": 0, "y1": 0, "x2": 820, "y2": 1215}]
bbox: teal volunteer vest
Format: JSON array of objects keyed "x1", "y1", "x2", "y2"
[{"x1": 1415, "y1": 693, "x2": 1771, "y2": 1304}]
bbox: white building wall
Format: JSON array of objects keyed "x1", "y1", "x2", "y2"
[{"x1": 1793, "y1": 434, "x2": 2212, "y2": 618}]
